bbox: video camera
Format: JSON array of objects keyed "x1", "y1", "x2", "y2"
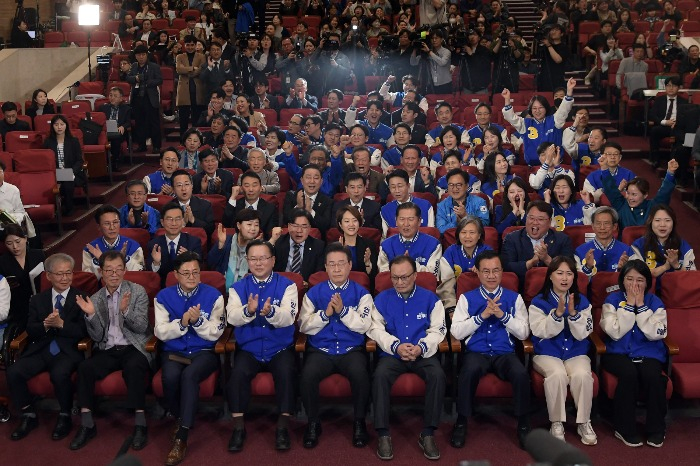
[
  {"x1": 378, "y1": 34, "x2": 400, "y2": 53},
  {"x1": 321, "y1": 32, "x2": 340, "y2": 52},
  {"x1": 411, "y1": 27, "x2": 431, "y2": 49}
]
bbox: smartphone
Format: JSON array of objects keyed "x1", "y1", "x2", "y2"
[
  {"x1": 169, "y1": 35, "x2": 177, "y2": 41},
  {"x1": 670, "y1": 34, "x2": 677, "y2": 42}
]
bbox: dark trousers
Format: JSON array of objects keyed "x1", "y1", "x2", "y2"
[
  {"x1": 227, "y1": 347, "x2": 296, "y2": 415},
  {"x1": 108, "y1": 134, "x2": 127, "y2": 163},
  {"x1": 457, "y1": 352, "x2": 530, "y2": 418},
  {"x1": 372, "y1": 355, "x2": 446, "y2": 431},
  {"x1": 161, "y1": 351, "x2": 219, "y2": 428},
  {"x1": 300, "y1": 348, "x2": 370, "y2": 421},
  {"x1": 132, "y1": 94, "x2": 161, "y2": 149},
  {"x1": 431, "y1": 82, "x2": 452, "y2": 94},
  {"x1": 59, "y1": 181, "x2": 75, "y2": 212},
  {"x1": 650, "y1": 125, "x2": 673, "y2": 162},
  {"x1": 76, "y1": 345, "x2": 150, "y2": 411},
  {"x1": 602, "y1": 354, "x2": 668, "y2": 436},
  {"x1": 178, "y1": 105, "x2": 205, "y2": 135},
  {"x1": 7, "y1": 347, "x2": 81, "y2": 413}
]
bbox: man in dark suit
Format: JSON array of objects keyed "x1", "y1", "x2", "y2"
[
  {"x1": 318, "y1": 89, "x2": 347, "y2": 128},
  {"x1": 98, "y1": 86, "x2": 132, "y2": 170},
  {"x1": 0, "y1": 101, "x2": 31, "y2": 140},
  {"x1": 345, "y1": 146, "x2": 386, "y2": 195},
  {"x1": 283, "y1": 165, "x2": 334, "y2": 235},
  {"x1": 274, "y1": 209, "x2": 325, "y2": 281},
  {"x1": 126, "y1": 44, "x2": 162, "y2": 152},
  {"x1": 378, "y1": 145, "x2": 437, "y2": 201},
  {"x1": 172, "y1": 169, "x2": 215, "y2": 237},
  {"x1": 109, "y1": 0, "x2": 128, "y2": 20},
  {"x1": 501, "y1": 200, "x2": 575, "y2": 289},
  {"x1": 649, "y1": 76, "x2": 688, "y2": 167},
  {"x1": 7, "y1": 253, "x2": 88, "y2": 441},
  {"x1": 192, "y1": 148, "x2": 235, "y2": 196},
  {"x1": 396, "y1": 101, "x2": 428, "y2": 144},
  {"x1": 251, "y1": 78, "x2": 281, "y2": 115},
  {"x1": 147, "y1": 202, "x2": 203, "y2": 286},
  {"x1": 283, "y1": 78, "x2": 319, "y2": 112},
  {"x1": 222, "y1": 171, "x2": 277, "y2": 238},
  {"x1": 199, "y1": 42, "x2": 234, "y2": 97},
  {"x1": 118, "y1": 14, "x2": 140, "y2": 41},
  {"x1": 70, "y1": 250, "x2": 153, "y2": 450},
  {"x1": 332, "y1": 172, "x2": 382, "y2": 231}
]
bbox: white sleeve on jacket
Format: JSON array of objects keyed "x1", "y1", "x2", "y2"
[
  {"x1": 635, "y1": 304, "x2": 667, "y2": 341},
  {"x1": 600, "y1": 302, "x2": 636, "y2": 341},
  {"x1": 450, "y1": 293, "x2": 481, "y2": 341},
  {"x1": 569, "y1": 304, "x2": 594, "y2": 341},
  {"x1": 191, "y1": 295, "x2": 226, "y2": 341},
  {"x1": 417, "y1": 299, "x2": 447, "y2": 358},
  {"x1": 505, "y1": 295, "x2": 530, "y2": 340},
  {"x1": 298, "y1": 293, "x2": 328, "y2": 335},
  {"x1": 339, "y1": 293, "x2": 374, "y2": 334},
  {"x1": 528, "y1": 303, "x2": 565, "y2": 339},
  {"x1": 154, "y1": 297, "x2": 188, "y2": 341}
]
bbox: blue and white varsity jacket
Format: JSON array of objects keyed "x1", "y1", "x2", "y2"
[
  {"x1": 529, "y1": 291, "x2": 592, "y2": 360},
  {"x1": 377, "y1": 232, "x2": 442, "y2": 276},
  {"x1": 575, "y1": 238, "x2": 636, "y2": 277}
]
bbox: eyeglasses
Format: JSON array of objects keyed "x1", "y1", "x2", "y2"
[
  {"x1": 391, "y1": 272, "x2": 415, "y2": 283},
  {"x1": 479, "y1": 268, "x2": 502, "y2": 277},
  {"x1": 164, "y1": 216, "x2": 183, "y2": 223},
  {"x1": 176, "y1": 270, "x2": 200, "y2": 278},
  {"x1": 603, "y1": 152, "x2": 621, "y2": 158},
  {"x1": 101, "y1": 220, "x2": 121, "y2": 227},
  {"x1": 447, "y1": 183, "x2": 465, "y2": 189},
  {"x1": 49, "y1": 271, "x2": 73, "y2": 278},
  {"x1": 102, "y1": 267, "x2": 125, "y2": 275},
  {"x1": 289, "y1": 223, "x2": 310, "y2": 229},
  {"x1": 248, "y1": 256, "x2": 272, "y2": 263},
  {"x1": 527, "y1": 215, "x2": 550, "y2": 223},
  {"x1": 289, "y1": 121, "x2": 301, "y2": 126},
  {"x1": 326, "y1": 261, "x2": 348, "y2": 269},
  {"x1": 174, "y1": 183, "x2": 192, "y2": 189}
]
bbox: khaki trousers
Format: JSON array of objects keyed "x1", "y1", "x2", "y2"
[{"x1": 532, "y1": 354, "x2": 593, "y2": 424}]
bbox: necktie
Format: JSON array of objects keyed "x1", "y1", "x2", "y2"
[
  {"x1": 49, "y1": 295, "x2": 63, "y2": 356},
  {"x1": 247, "y1": 205, "x2": 254, "y2": 210},
  {"x1": 169, "y1": 240, "x2": 176, "y2": 260},
  {"x1": 291, "y1": 243, "x2": 301, "y2": 274},
  {"x1": 665, "y1": 98, "x2": 675, "y2": 120},
  {"x1": 214, "y1": 61, "x2": 219, "y2": 72}
]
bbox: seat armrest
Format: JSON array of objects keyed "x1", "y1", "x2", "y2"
[
  {"x1": 589, "y1": 333, "x2": 607, "y2": 354},
  {"x1": 438, "y1": 337, "x2": 448, "y2": 353},
  {"x1": 365, "y1": 338, "x2": 377, "y2": 352},
  {"x1": 664, "y1": 336, "x2": 679, "y2": 356},
  {"x1": 145, "y1": 335, "x2": 159, "y2": 353},
  {"x1": 78, "y1": 338, "x2": 93, "y2": 352},
  {"x1": 215, "y1": 327, "x2": 233, "y2": 354},
  {"x1": 450, "y1": 335, "x2": 462, "y2": 353},
  {"x1": 522, "y1": 337, "x2": 534, "y2": 354},
  {"x1": 295, "y1": 333, "x2": 307, "y2": 352},
  {"x1": 9, "y1": 331, "x2": 29, "y2": 352}
]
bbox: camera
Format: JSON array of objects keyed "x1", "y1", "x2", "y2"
[
  {"x1": 451, "y1": 29, "x2": 469, "y2": 49},
  {"x1": 378, "y1": 34, "x2": 399, "y2": 52},
  {"x1": 411, "y1": 28, "x2": 430, "y2": 49}
]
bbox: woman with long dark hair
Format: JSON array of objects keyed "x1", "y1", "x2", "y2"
[
  {"x1": 528, "y1": 256, "x2": 596, "y2": 445},
  {"x1": 600, "y1": 259, "x2": 669, "y2": 448},
  {"x1": 481, "y1": 151, "x2": 516, "y2": 199},
  {"x1": 544, "y1": 174, "x2": 595, "y2": 231},
  {"x1": 494, "y1": 178, "x2": 529, "y2": 235},
  {"x1": 43, "y1": 114, "x2": 85, "y2": 215},
  {"x1": 25, "y1": 89, "x2": 55, "y2": 121}
]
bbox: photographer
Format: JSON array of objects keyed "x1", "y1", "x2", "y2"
[
  {"x1": 275, "y1": 37, "x2": 301, "y2": 97},
  {"x1": 410, "y1": 29, "x2": 452, "y2": 94},
  {"x1": 455, "y1": 29, "x2": 493, "y2": 94},
  {"x1": 341, "y1": 17, "x2": 370, "y2": 94},
  {"x1": 537, "y1": 24, "x2": 570, "y2": 92},
  {"x1": 316, "y1": 32, "x2": 353, "y2": 96},
  {"x1": 384, "y1": 30, "x2": 416, "y2": 81},
  {"x1": 491, "y1": 27, "x2": 523, "y2": 93},
  {"x1": 297, "y1": 38, "x2": 325, "y2": 96},
  {"x1": 242, "y1": 35, "x2": 276, "y2": 95}
]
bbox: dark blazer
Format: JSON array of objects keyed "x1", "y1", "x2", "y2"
[
  {"x1": 126, "y1": 60, "x2": 163, "y2": 109},
  {"x1": 0, "y1": 119, "x2": 31, "y2": 139},
  {"x1": 147, "y1": 232, "x2": 203, "y2": 286},
  {"x1": 343, "y1": 165, "x2": 386, "y2": 195},
  {"x1": 23, "y1": 287, "x2": 88, "y2": 360},
  {"x1": 390, "y1": 108, "x2": 427, "y2": 127},
  {"x1": 283, "y1": 190, "x2": 333, "y2": 234},
  {"x1": 331, "y1": 197, "x2": 382, "y2": 231},
  {"x1": 251, "y1": 93, "x2": 281, "y2": 114},
  {"x1": 408, "y1": 124, "x2": 428, "y2": 145},
  {"x1": 501, "y1": 228, "x2": 574, "y2": 288},
  {"x1": 318, "y1": 108, "x2": 347, "y2": 128},
  {"x1": 26, "y1": 103, "x2": 56, "y2": 121},
  {"x1": 283, "y1": 95, "x2": 319, "y2": 112},
  {"x1": 650, "y1": 94, "x2": 689, "y2": 125},
  {"x1": 348, "y1": 234, "x2": 378, "y2": 278},
  {"x1": 193, "y1": 168, "x2": 235, "y2": 197},
  {"x1": 97, "y1": 102, "x2": 132, "y2": 130},
  {"x1": 184, "y1": 195, "x2": 215, "y2": 237},
  {"x1": 222, "y1": 197, "x2": 278, "y2": 237},
  {"x1": 43, "y1": 136, "x2": 86, "y2": 185},
  {"x1": 273, "y1": 234, "x2": 326, "y2": 281},
  {"x1": 0, "y1": 248, "x2": 45, "y2": 328}
]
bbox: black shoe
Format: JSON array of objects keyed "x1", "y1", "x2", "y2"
[
  {"x1": 517, "y1": 422, "x2": 531, "y2": 450},
  {"x1": 647, "y1": 432, "x2": 665, "y2": 448},
  {"x1": 227, "y1": 428, "x2": 246, "y2": 452},
  {"x1": 615, "y1": 430, "x2": 643, "y2": 447},
  {"x1": 302, "y1": 421, "x2": 321, "y2": 449},
  {"x1": 11, "y1": 415, "x2": 38, "y2": 440},
  {"x1": 419, "y1": 434, "x2": 440, "y2": 460},
  {"x1": 275, "y1": 427, "x2": 291, "y2": 450},
  {"x1": 131, "y1": 425, "x2": 148, "y2": 450},
  {"x1": 52, "y1": 415, "x2": 73, "y2": 441},
  {"x1": 376, "y1": 435, "x2": 393, "y2": 460},
  {"x1": 352, "y1": 420, "x2": 368, "y2": 447},
  {"x1": 69, "y1": 425, "x2": 96, "y2": 450},
  {"x1": 450, "y1": 423, "x2": 467, "y2": 448}
]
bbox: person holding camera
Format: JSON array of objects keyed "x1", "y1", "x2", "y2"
[
  {"x1": 410, "y1": 29, "x2": 452, "y2": 94},
  {"x1": 456, "y1": 29, "x2": 493, "y2": 94},
  {"x1": 127, "y1": 44, "x2": 163, "y2": 153},
  {"x1": 490, "y1": 26, "x2": 523, "y2": 94},
  {"x1": 341, "y1": 17, "x2": 370, "y2": 94},
  {"x1": 538, "y1": 24, "x2": 570, "y2": 92},
  {"x1": 275, "y1": 37, "x2": 302, "y2": 97},
  {"x1": 316, "y1": 32, "x2": 354, "y2": 96}
]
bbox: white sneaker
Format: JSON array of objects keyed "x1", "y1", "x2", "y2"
[
  {"x1": 578, "y1": 421, "x2": 598, "y2": 445},
  {"x1": 584, "y1": 78, "x2": 591, "y2": 86},
  {"x1": 163, "y1": 114, "x2": 176, "y2": 122},
  {"x1": 550, "y1": 422, "x2": 565, "y2": 441},
  {"x1": 146, "y1": 138, "x2": 152, "y2": 146}
]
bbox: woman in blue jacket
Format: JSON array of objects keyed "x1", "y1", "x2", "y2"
[
  {"x1": 600, "y1": 259, "x2": 669, "y2": 448},
  {"x1": 529, "y1": 256, "x2": 597, "y2": 446}
]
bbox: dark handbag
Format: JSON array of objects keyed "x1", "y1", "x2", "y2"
[{"x1": 78, "y1": 112, "x2": 103, "y2": 145}]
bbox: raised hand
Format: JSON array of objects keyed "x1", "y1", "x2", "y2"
[
  {"x1": 567, "y1": 293, "x2": 576, "y2": 317},
  {"x1": 86, "y1": 243, "x2": 102, "y2": 260},
  {"x1": 119, "y1": 291, "x2": 132, "y2": 314},
  {"x1": 420, "y1": 166, "x2": 431, "y2": 184},
  {"x1": 617, "y1": 251, "x2": 629, "y2": 269},
  {"x1": 151, "y1": 244, "x2": 161, "y2": 264},
  {"x1": 386, "y1": 75, "x2": 396, "y2": 83},
  {"x1": 584, "y1": 248, "x2": 595, "y2": 270},
  {"x1": 184, "y1": 205, "x2": 195, "y2": 224},
  {"x1": 543, "y1": 188, "x2": 551, "y2": 204},
  {"x1": 566, "y1": 77, "x2": 576, "y2": 95},
  {"x1": 230, "y1": 185, "x2": 241, "y2": 200},
  {"x1": 667, "y1": 159, "x2": 679, "y2": 174},
  {"x1": 270, "y1": 226, "x2": 283, "y2": 244},
  {"x1": 501, "y1": 88, "x2": 511, "y2": 105},
  {"x1": 161, "y1": 184, "x2": 173, "y2": 195},
  {"x1": 120, "y1": 240, "x2": 129, "y2": 256},
  {"x1": 581, "y1": 190, "x2": 592, "y2": 205},
  {"x1": 76, "y1": 295, "x2": 96, "y2": 316},
  {"x1": 247, "y1": 293, "x2": 259, "y2": 315},
  {"x1": 189, "y1": 304, "x2": 201, "y2": 323},
  {"x1": 217, "y1": 223, "x2": 226, "y2": 249},
  {"x1": 296, "y1": 190, "x2": 305, "y2": 209},
  {"x1": 260, "y1": 297, "x2": 272, "y2": 316},
  {"x1": 127, "y1": 208, "x2": 136, "y2": 226},
  {"x1": 201, "y1": 176, "x2": 209, "y2": 193}
]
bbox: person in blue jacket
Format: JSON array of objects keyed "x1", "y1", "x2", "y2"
[
  {"x1": 435, "y1": 150, "x2": 481, "y2": 197},
  {"x1": 436, "y1": 168, "x2": 490, "y2": 234},
  {"x1": 528, "y1": 256, "x2": 597, "y2": 446},
  {"x1": 494, "y1": 178, "x2": 528, "y2": 236},
  {"x1": 298, "y1": 243, "x2": 373, "y2": 448},
  {"x1": 208, "y1": 209, "x2": 261, "y2": 288},
  {"x1": 481, "y1": 151, "x2": 517, "y2": 199},
  {"x1": 226, "y1": 239, "x2": 299, "y2": 452},
  {"x1": 544, "y1": 174, "x2": 595, "y2": 232},
  {"x1": 154, "y1": 251, "x2": 226, "y2": 465},
  {"x1": 277, "y1": 142, "x2": 345, "y2": 197},
  {"x1": 575, "y1": 206, "x2": 635, "y2": 278},
  {"x1": 600, "y1": 259, "x2": 669, "y2": 448},
  {"x1": 119, "y1": 180, "x2": 161, "y2": 235}
]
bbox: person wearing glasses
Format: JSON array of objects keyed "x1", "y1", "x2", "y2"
[
  {"x1": 226, "y1": 239, "x2": 299, "y2": 452},
  {"x1": 575, "y1": 206, "x2": 635, "y2": 278},
  {"x1": 172, "y1": 169, "x2": 215, "y2": 237},
  {"x1": 368, "y1": 255, "x2": 447, "y2": 460},
  {"x1": 281, "y1": 114, "x2": 305, "y2": 152},
  {"x1": 7, "y1": 253, "x2": 88, "y2": 442},
  {"x1": 70, "y1": 251, "x2": 153, "y2": 451},
  {"x1": 119, "y1": 180, "x2": 161, "y2": 235},
  {"x1": 83, "y1": 205, "x2": 145, "y2": 279},
  {"x1": 581, "y1": 142, "x2": 636, "y2": 203},
  {"x1": 273, "y1": 209, "x2": 325, "y2": 282},
  {"x1": 563, "y1": 123, "x2": 608, "y2": 176},
  {"x1": 501, "y1": 200, "x2": 574, "y2": 289},
  {"x1": 436, "y1": 169, "x2": 490, "y2": 235},
  {"x1": 154, "y1": 251, "x2": 226, "y2": 465},
  {"x1": 450, "y1": 250, "x2": 531, "y2": 450},
  {"x1": 144, "y1": 147, "x2": 180, "y2": 195},
  {"x1": 147, "y1": 202, "x2": 203, "y2": 287},
  {"x1": 298, "y1": 115, "x2": 324, "y2": 150},
  {"x1": 298, "y1": 243, "x2": 373, "y2": 448}
]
